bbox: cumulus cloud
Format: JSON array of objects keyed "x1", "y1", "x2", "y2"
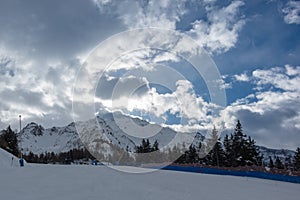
[
  {"x1": 96, "y1": 78, "x2": 218, "y2": 130},
  {"x1": 215, "y1": 78, "x2": 232, "y2": 89},
  {"x1": 282, "y1": 1, "x2": 300, "y2": 25},
  {"x1": 188, "y1": 1, "x2": 245, "y2": 53},
  {"x1": 220, "y1": 65, "x2": 300, "y2": 149},
  {"x1": 234, "y1": 73, "x2": 250, "y2": 82},
  {"x1": 93, "y1": 0, "x2": 187, "y2": 29},
  {"x1": 93, "y1": 0, "x2": 245, "y2": 54},
  {"x1": 0, "y1": 46, "x2": 80, "y2": 129},
  {"x1": 0, "y1": 0, "x2": 125, "y2": 130},
  {"x1": 252, "y1": 65, "x2": 300, "y2": 92}
]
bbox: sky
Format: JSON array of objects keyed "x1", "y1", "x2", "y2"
[{"x1": 0, "y1": 0, "x2": 300, "y2": 150}]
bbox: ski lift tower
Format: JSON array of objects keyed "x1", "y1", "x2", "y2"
[
  {"x1": 19, "y1": 115, "x2": 24, "y2": 166},
  {"x1": 19, "y1": 115, "x2": 22, "y2": 158}
]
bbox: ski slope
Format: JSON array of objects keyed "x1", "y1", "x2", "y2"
[{"x1": 1, "y1": 149, "x2": 299, "y2": 200}]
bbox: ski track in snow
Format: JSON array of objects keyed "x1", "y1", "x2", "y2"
[{"x1": 1, "y1": 149, "x2": 299, "y2": 200}]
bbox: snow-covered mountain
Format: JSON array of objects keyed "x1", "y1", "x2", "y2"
[
  {"x1": 258, "y1": 146, "x2": 295, "y2": 163},
  {"x1": 17, "y1": 113, "x2": 295, "y2": 163},
  {"x1": 18, "y1": 122, "x2": 83, "y2": 155},
  {"x1": 18, "y1": 112, "x2": 201, "y2": 156}
]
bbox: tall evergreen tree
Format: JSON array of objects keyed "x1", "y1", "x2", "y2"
[
  {"x1": 231, "y1": 120, "x2": 248, "y2": 166},
  {"x1": 223, "y1": 120, "x2": 261, "y2": 167},
  {"x1": 293, "y1": 147, "x2": 300, "y2": 170},
  {"x1": 245, "y1": 136, "x2": 262, "y2": 166},
  {"x1": 269, "y1": 156, "x2": 274, "y2": 168},
  {"x1": 0, "y1": 126, "x2": 19, "y2": 156},
  {"x1": 275, "y1": 157, "x2": 284, "y2": 169},
  {"x1": 207, "y1": 127, "x2": 226, "y2": 167},
  {"x1": 284, "y1": 155, "x2": 292, "y2": 170},
  {"x1": 223, "y1": 134, "x2": 233, "y2": 167}
]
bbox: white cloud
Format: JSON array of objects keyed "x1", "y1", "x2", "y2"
[
  {"x1": 282, "y1": 1, "x2": 300, "y2": 25},
  {"x1": 92, "y1": 0, "x2": 245, "y2": 54},
  {"x1": 96, "y1": 79, "x2": 217, "y2": 129},
  {"x1": 215, "y1": 78, "x2": 232, "y2": 89},
  {"x1": 252, "y1": 65, "x2": 300, "y2": 92},
  {"x1": 188, "y1": 1, "x2": 245, "y2": 53},
  {"x1": 234, "y1": 73, "x2": 250, "y2": 82},
  {"x1": 285, "y1": 64, "x2": 300, "y2": 76},
  {"x1": 93, "y1": 0, "x2": 187, "y2": 29},
  {"x1": 0, "y1": 46, "x2": 80, "y2": 129},
  {"x1": 219, "y1": 65, "x2": 300, "y2": 149}
]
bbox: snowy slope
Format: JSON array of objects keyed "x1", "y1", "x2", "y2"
[
  {"x1": 0, "y1": 148, "x2": 20, "y2": 167},
  {"x1": 0, "y1": 154, "x2": 299, "y2": 200}
]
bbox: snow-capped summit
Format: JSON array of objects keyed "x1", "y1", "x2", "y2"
[
  {"x1": 19, "y1": 122, "x2": 83, "y2": 155},
  {"x1": 22, "y1": 122, "x2": 44, "y2": 136}
]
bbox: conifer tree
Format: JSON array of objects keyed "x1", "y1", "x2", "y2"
[
  {"x1": 231, "y1": 120, "x2": 248, "y2": 166},
  {"x1": 223, "y1": 134, "x2": 233, "y2": 167},
  {"x1": 223, "y1": 120, "x2": 261, "y2": 167},
  {"x1": 293, "y1": 147, "x2": 300, "y2": 170},
  {"x1": 275, "y1": 157, "x2": 284, "y2": 169},
  {"x1": 269, "y1": 156, "x2": 274, "y2": 168},
  {"x1": 207, "y1": 127, "x2": 226, "y2": 166},
  {"x1": 0, "y1": 126, "x2": 19, "y2": 156}
]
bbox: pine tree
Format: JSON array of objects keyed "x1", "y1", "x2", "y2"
[
  {"x1": 223, "y1": 120, "x2": 261, "y2": 167},
  {"x1": 284, "y1": 155, "x2": 292, "y2": 170},
  {"x1": 275, "y1": 157, "x2": 284, "y2": 169},
  {"x1": 231, "y1": 120, "x2": 248, "y2": 166},
  {"x1": 293, "y1": 147, "x2": 300, "y2": 170},
  {"x1": 0, "y1": 126, "x2": 19, "y2": 156},
  {"x1": 269, "y1": 156, "x2": 274, "y2": 168},
  {"x1": 207, "y1": 127, "x2": 226, "y2": 167},
  {"x1": 245, "y1": 136, "x2": 261, "y2": 166},
  {"x1": 187, "y1": 145, "x2": 198, "y2": 164},
  {"x1": 153, "y1": 140, "x2": 159, "y2": 151},
  {"x1": 135, "y1": 139, "x2": 162, "y2": 164},
  {"x1": 223, "y1": 134, "x2": 233, "y2": 167}
]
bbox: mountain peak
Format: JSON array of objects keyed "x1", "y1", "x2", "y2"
[{"x1": 22, "y1": 122, "x2": 44, "y2": 136}]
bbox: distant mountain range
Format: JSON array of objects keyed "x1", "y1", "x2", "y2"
[
  {"x1": 258, "y1": 146, "x2": 295, "y2": 163},
  {"x1": 18, "y1": 112, "x2": 200, "y2": 156},
  {"x1": 16, "y1": 112, "x2": 295, "y2": 163}
]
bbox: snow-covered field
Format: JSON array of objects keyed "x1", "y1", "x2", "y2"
[{"x1": 1, "y1": 149, "x2": 299, "y2": 200}]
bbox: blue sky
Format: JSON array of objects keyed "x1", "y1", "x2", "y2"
[{"x1": 0, "y1": 0, "x2": 299, "y2": 150}]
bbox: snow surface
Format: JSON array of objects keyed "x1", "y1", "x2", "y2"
[
  {"x1": 0, "y1": 148, "x2": 20, "y2": 167},
  {"x1": 1, "y1": 149, "x2": 299, "y2": 200}
]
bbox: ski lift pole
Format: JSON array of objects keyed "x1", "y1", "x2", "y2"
[
  {"x1": 19, "y1": 115, "x2": 22, "y2": 159},
  {"x1": 19, "y1": 115, "x2": 24, "y2": 167}
]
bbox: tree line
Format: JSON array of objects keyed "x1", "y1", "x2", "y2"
[
  {"x1": 23, "y1": 148, "x2": 95, "y2": 164},
  {"x1": 134, "y1": 120, "x2": 300, "y2": 171},
  {"x1": 1, "y1": 121, "x2": 300, "y2": 171}
]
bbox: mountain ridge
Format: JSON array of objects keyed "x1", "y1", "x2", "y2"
[{"x1": 10, "y1": 113, "x2": 296, "y2": 163}]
